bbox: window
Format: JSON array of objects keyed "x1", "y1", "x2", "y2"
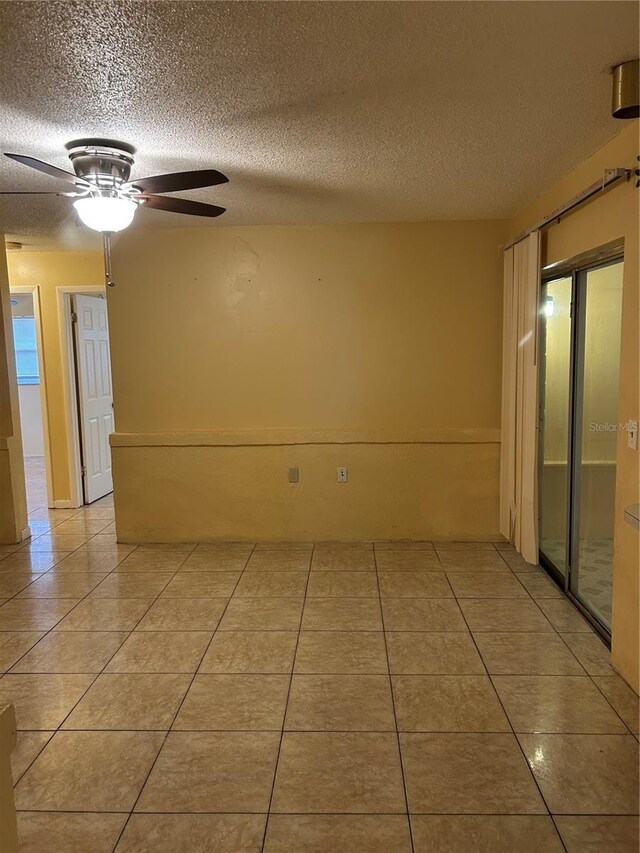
[{"x1": 12, "y1": 317, "x2": 39, "y2": 385}]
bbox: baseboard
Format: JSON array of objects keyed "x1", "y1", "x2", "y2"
[
  {"x1": 20, "y1": 526, "x2": 31, "y2": 541},
  {"x1": 52, "y1": 500, "x2": 77, "y2": 509}
]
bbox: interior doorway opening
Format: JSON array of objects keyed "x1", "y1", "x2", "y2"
[
  {"x1": 8, "y1": 284, "x2": 114, "y2": 515},
  {"x1": 9, "y1": 287, "x2": 52, "y2": 514}
]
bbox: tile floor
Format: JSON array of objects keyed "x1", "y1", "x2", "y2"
[
  {"x1": 23, "y1": 457, "x2": 49, "y2": 515},
  {"x1": 1, "y1": 466, "x2": 638, "y2": 851}
]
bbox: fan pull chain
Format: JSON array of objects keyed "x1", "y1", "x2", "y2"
[{"x1": 103, "y1": 233, "x2": 116, "y2": 288}]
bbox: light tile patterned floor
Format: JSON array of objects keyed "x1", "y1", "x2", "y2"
[
  {"x1": 23, "y1": 457, "x2": 49, "y2": 515},
  {"x1": 1, "y1": 466, "x2": 638, "y2": 851}
]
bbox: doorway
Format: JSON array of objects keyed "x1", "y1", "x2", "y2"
[
  {"x1": 9, "y1": 288, "x2": 51, "y2": 513},
  {"x1": 538, "y1": 253, "x2": 624, "y2": 637}
]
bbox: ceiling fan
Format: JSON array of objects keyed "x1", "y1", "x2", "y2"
[{"x1": 1, "y1": 138, "x2": 228, "y2": 233}]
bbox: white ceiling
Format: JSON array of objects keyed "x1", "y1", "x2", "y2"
[{"x1": 0, "y1": 1, "x2": 637, "y2": 248}]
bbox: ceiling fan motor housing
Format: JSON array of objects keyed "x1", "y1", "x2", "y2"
[{"x1": 65, "y1": 138, "x2": 136, "y2": 187}]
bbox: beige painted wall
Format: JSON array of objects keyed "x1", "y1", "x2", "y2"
[
  {"x1": 109, "y1": 220, "x2": 506, "y2": 542},
  {"x1": 510, "y1": 123, "x2": 639, "y2": 692},
  {"x1": 6, "y1": 250, "x2": 104, "y2": 504}
]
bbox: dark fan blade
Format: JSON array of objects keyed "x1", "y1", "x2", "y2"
[
  {"x1": 4, "y1": 153, "x2": 87, "y2": 186},
  {"x1": 0, "y1": 190, "x2": 65, "y2": 195},
  {"x1": 127, "y1": 169, "x2": 228, "y2": 194},
  {"x1": 136, "y1": 194, "x2": 225, "y2": 217}
]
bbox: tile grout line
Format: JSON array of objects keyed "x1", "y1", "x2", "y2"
[
  {"x1": 0, "y1": 532, "x2": 112, "y2": 607},
  {"x1": 0, "y1": 499, "x2": 134, "y2": 607},
  {"x1": 454, "y1": 580, "x2": 570, "y2": 853},
  {"x1": 5, "y1": 509, "x2": 138, "y2": 785},
  {"x1": 20, "y1": 806, "x2": 638, "y2": 816},
  {"x1": 553, "y1": 628, "x2": 632, "y2": 718},
  {"x1": 11, "y1": 545, "x2": 202, "y2": 785},
  {"x1": 0, "y1": 545, "x2": 186, "y2": 679},
  {"x1": 2, "y1": 543, "x2": 142, "y2": 674},
  {"x1": 2, "y1": 557, "x2": 139, "y2": 681},
  {"x1": 519, "y1": 571, "x2": 635, "y2": 737},
  {"x1": 7, "y1": 537, "x2": 635, "y2": 845},
  {"x1": 54, "y1": 548, "x2": 193, "y2": 722},
  {"x1": 467, "y1": 555, "x2": 633, "y2": 792},
  {"x1": 588, "y1": 678, "x2": 639, "y2": 738},
  {"x1": 9, "y1": 543, "x2": 187, "y2": 788},
  {"x1": 488, "y1": 554, "x2": 594, "y2": 678},
  {"x1": 22, "y1": 726, "x2": 634, "y2": 736},
  {"x1": 15, "y1": 510, "x2": 115, "y2": 560},
  {"x1": 497, "y1": 554, "x2": 634, "y2": 737},
  {"x1": 260, "y1": 544, "x2": 314, "y2": 853},
  {"x1": 109, "y1": 542, "x2": 258, "y2": 853},
  {"x1": 374, "y1": 544, "x2": 416, "y2": 853},
  {"x1": 10, "y1": 669, "x2": 627, "y2": 678}
]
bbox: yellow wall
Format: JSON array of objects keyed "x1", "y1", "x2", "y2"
[
  {"x1": 109, "y1": 220, "x2": 506, "y2": 542},
  {"x1": 6, "y1": 250, "x2": 104, "y2": 504},
  {"x1": 510, "y1": 123, "x2": 639, "y2": 692}
]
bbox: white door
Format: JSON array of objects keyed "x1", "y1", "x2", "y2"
[{"x1": 73, "y1": 294, "x2": 114, "y2": 503}]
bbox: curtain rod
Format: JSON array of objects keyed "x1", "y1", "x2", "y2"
[{"x1": 504, "y1": 167, "x2": 630, "y2": 250}]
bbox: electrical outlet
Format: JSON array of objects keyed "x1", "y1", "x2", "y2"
[
  {"x1": 288, "y1": 467, "x2": 299, "y2": 483},
  {"x1": 337, "y1": 466, "x2": 348, "y2": 483},
  {"x1": 628, "y1": 420, "x2": 638, "y2": 451}
]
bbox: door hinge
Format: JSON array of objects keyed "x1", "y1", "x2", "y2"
[
  {"x1": 71, "y1": 311, "x2": 78, "y2": 324},
  {"x1": 80, "y1": 465, "x2": 87, "y2": 477}
]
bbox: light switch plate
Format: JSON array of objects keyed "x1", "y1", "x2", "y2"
[
  {"x1": 628, "y1": 420, "x2": 638, "y2": 451},
  {"x1": 288, "y1": 467, "x2": 299, "y2": 483}
]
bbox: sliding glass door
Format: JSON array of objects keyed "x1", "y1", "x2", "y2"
[{"x1": 538, "y1": 257, "x2": 624, "y2": 636}]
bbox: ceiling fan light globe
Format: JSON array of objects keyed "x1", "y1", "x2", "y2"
[{"x1": 73, "y1": 196, "x2": 137, "y2": 232}]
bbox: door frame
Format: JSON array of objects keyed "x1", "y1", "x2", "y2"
[
  {"x1": 57, "y1": 285, "x2": 107, "y2": 507},
  {"x1": 9, "y1": 284, "x2": 54, "y2": 509}
]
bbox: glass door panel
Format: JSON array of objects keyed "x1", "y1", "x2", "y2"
[
  {"x1": 538, "y1": 276, "x2": 572, "y2": 577},
  {"x1": 570, "y1": 260, "x2": 624, "y2": 630}
]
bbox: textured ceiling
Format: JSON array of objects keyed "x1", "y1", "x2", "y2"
[{"x1": 0, "y1": 1, "x2": 637, "y2": 248}]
